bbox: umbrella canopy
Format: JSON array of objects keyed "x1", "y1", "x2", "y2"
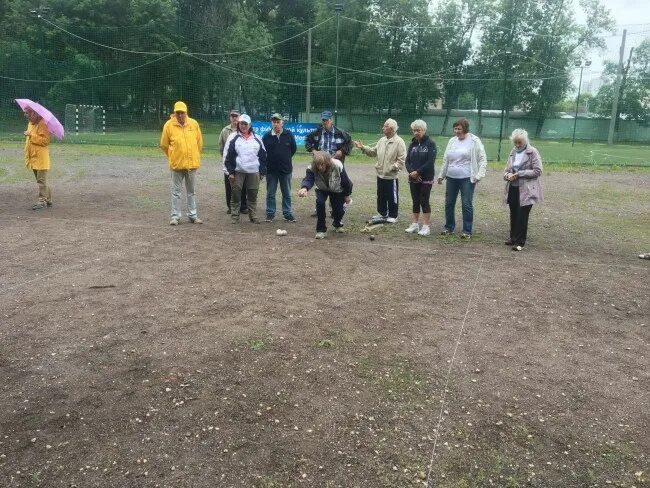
[{"x1": 16, "y1": 98, "x2": 65, "y2": 140}]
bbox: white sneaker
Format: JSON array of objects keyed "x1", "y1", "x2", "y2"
[
  {"x1": 405, "y1": 223, "x2": 419, "y2": 233},
  {"x1": 315, "y1": 232, "x2": 327, "y2": 239},
  {"x1": 386, "y1": 217, "x2": 397, "y2": 224},
  {"x1": 418, "y1": 225, "x2": 431, "y2": 236}
]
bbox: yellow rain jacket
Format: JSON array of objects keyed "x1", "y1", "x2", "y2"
[
  {"x1": 24, "y1": 119, "x2": 51, "y2": 170},
  {"x1": 160, "y1": 114, "x2": 203, "y2": 171}
]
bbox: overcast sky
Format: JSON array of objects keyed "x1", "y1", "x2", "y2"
[{"x1": 574, "y1": 0, "x2": 650, "y2": 83}]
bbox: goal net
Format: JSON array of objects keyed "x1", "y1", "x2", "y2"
[{"x1": 65, "y1": 104, "x2": 105, "y2": 134}]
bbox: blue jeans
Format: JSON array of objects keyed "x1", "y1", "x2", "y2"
[
  {"x1": 266, "y1": 172, "x2": 292, "y2": 218},
  {"x1": 444, "y1": 177, "x2": 475, "y2": 234}
]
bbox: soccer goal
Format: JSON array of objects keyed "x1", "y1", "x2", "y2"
[{"x1": 64, "y1": 104, "x2": 106, "y2": 135}]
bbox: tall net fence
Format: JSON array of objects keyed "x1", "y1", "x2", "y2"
[{"x1": 1, "y1": 1, "x2": 649, "y2": 154}]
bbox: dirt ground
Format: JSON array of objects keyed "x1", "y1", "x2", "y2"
[{"x1": 0, "y1": 145, "x2": 648, "y2": 487}]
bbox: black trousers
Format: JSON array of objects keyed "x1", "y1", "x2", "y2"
[
  {"x1": 409, "y1": 181, "x2": 432, "y2": 214},
  {"x1": 224, "y1": 174, "x2": 247, "y2": 211},
  {"x1": 507, "y1": 185, "x2": 533, "y2": 246},
  {"x1": 316, "y1": 190, "x2": 345, "y2": 233},
  {"x1": 377, "y1": 177, "x2": 399, "y2": 218}
]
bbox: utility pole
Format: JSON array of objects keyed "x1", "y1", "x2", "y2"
[
  {"x1": 608, "y1": 29, "x2": 626, "y2": 145},
  {"x1": 614, "y1": 46, "x2": 634, "y2": 134},
  {"x1": 334, "y1": 3, "x2": 343, "y2": 127},
  {"x1": 306, "y1": 29, "x2": 312, "y2": 122},
  {"x1": 497, "y1": 0, "x2": 514, "y2": 162},
  {"x1": 572, "y1": 59, "x2": 591, "y2": 146}
]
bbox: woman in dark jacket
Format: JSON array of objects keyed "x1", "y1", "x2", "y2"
[{"x1": 404, "y1": 119, "x2": 437, "y2": 236}]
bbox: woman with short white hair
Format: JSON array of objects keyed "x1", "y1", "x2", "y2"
[
  {"x1": 404, "y1": 119, "x2": 437, "y2": 236},
  {"x1": 503, "y1": 128, "x2": 543, "y2": 251}
]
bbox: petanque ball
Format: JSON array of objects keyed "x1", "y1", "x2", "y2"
[{"x1": 369, "y1": 235, "x2": 375, "y2": 241}]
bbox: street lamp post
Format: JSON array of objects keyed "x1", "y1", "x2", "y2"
[
  {"x1": 572, "y1": 59, "x2": 591, "y2": 147},
  {"x1": 334, "y1": 3, "x2": 343, "y2": 126},
  {"x1": 496, "y1": 49, "x2": 511, "y2": 162}
]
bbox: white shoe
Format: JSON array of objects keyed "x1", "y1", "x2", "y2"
[
  {"x1": 418, "y1": 225, "x2": 430, "y2": 236},
  {"x1": 386, "y1": 217, "x2": 397, "y2": 224},
  {"x1": 405, "y1": 223, "x2": 419, "y2": 234}
]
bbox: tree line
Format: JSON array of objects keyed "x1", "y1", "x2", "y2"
[{"x1": 1, "y1": 0, "x2": 646, "y2": 136}]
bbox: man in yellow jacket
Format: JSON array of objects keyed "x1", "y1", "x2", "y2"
[
  {"x1": 160, "y1": 101, "x2": 203, "y2": 225},
  {"x1": 24, "y1": 107, "x2": 52, "y2": 210}
]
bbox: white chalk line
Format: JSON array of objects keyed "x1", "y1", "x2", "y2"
[{"x1": 425, "y1": 254, "x2": 486, "y2": 487}]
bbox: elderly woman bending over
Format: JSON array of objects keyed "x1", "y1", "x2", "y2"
[
  {"x1": 504, "y1": 128, "x2": 543, "y2": 251},
  {"x1": 298, "y1": 151, "x2": 353, "y2": 239},
  {"x1": 438, "y1": 118, "x2": 487, "y2": 239}
]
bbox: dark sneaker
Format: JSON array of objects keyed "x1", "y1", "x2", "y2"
[
  {"x1": 460, "y1": 233, "x2": 472, "y2": 240},
  {"x1": 265, "y1": 216, "x2": 274, "y2": 222},
  {"x1": 46, "y1": 202, "x2": 53, "y2": 207},
  {"x1": 226, "y1": 208, "x2": 231, "y2": 215},
  {"x1": 512, "y1": 245, "x2": 524, "y2": 251},
  {"x1": 284, "y1": 215, "x2": 297, "y2": 223},
  {"x1": 505, "y1": 239, "x2": 514, "y2": 245},
  {"x1": 440, "y1": 229, "x2": 453, "y2": 236},
  {"x1": 240, "y1": 208, "x2": 249, "y2": 215}
]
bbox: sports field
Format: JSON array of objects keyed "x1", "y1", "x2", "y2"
[
  {"x1": 0, "y1": 141, "x2": 648, "y2": 487},
  {"x1": 1, "y1": 127, "x2": 649, "y2": 167}
]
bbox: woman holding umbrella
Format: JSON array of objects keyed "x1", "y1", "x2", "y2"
[{"x1": 23, "y1": 106, "x2": 52, "y2": 210}]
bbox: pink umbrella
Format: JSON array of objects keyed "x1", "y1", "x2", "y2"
[{"x1": 15, "y1": 98, "x2": 65, "y2": 140}]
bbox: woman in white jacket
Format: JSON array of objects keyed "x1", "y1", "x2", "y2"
[
  {"x1": 224, "y1": 114, "x2": 267, "y2": 224},
  {"x1": 438, "y1": 118, "x2": 487, "y2": 239}
]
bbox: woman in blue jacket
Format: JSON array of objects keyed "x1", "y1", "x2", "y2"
[{"x1": 404, "y1": 120, "x2": 437, "y2": 236}]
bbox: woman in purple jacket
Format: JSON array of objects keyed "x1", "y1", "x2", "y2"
[{"x1": 503, "y1": 129, "x2": 543, "y2": 251}]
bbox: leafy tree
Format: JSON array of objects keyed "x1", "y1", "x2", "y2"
[{"x1": 591, "y1": 38, "x2": 650, "y2": 126}]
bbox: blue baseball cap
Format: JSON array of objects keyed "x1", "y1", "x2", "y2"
[{"x1": 321, "y1": 111, "x2": 332, "y2": 120}]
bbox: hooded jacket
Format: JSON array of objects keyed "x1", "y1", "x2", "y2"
[
  {"x1": 24, "y1": 119, "x2": 51, "y2": 170},
  {"x1": 160, "y1": 114, "x2": 203, "y2": 171},
  {"x1": 300, "y1": 158, "x2": 353, "y2": 195}
]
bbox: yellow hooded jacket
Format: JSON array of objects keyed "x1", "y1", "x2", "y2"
[
  {"x1": 160, "y1": 114, "x2": 203, "y2": 171},
  {"x1": 24, "y1": 119, "x2": 51, "y2": 170}
]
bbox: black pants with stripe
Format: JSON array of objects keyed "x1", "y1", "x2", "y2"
[{"x1": 377, "y1": 177, "x2": 399, "y2": 218}]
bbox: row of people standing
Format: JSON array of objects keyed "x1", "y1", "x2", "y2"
[
  {"x1": 355, "y1": 117, "x2": 543, "y2": 249},
  {"x1": 355, "y1": 117, "x2": 489, "y2": 238},
  {"x1": 160, "y1": 103, "x2": 542, "y2": 250}
]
